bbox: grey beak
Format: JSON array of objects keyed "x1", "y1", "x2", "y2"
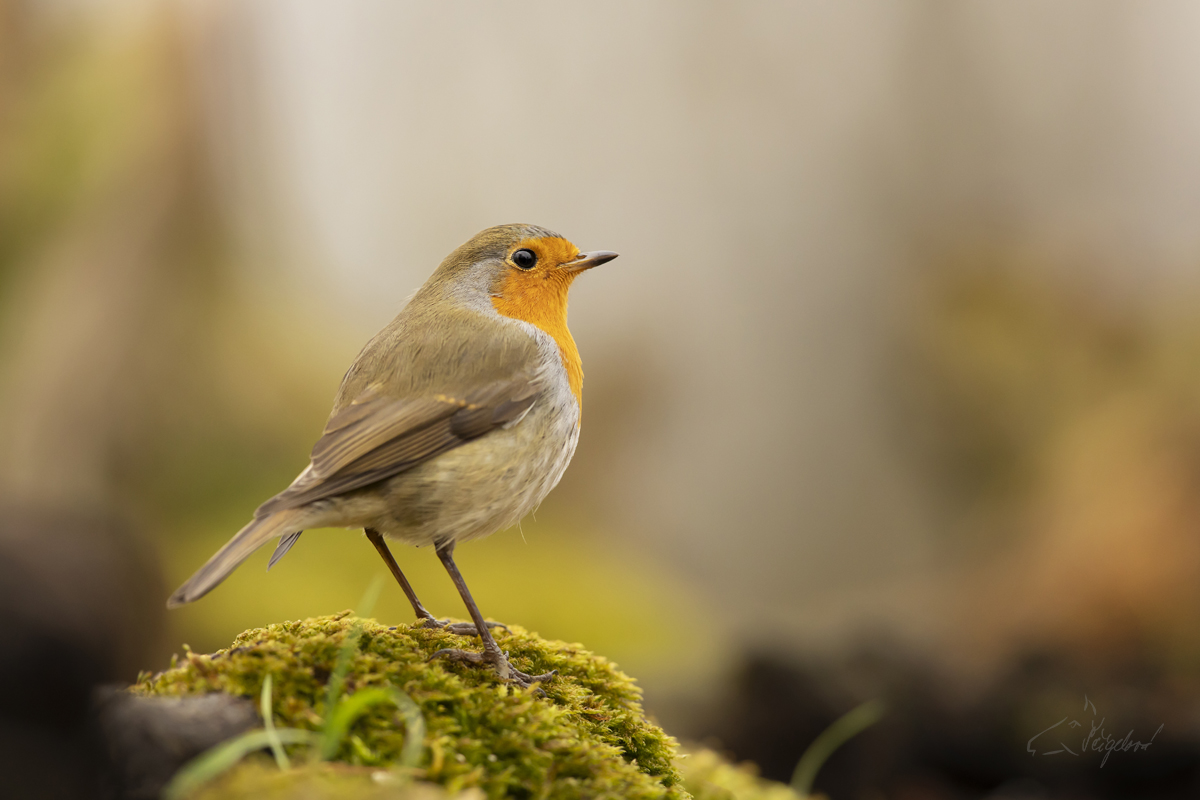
[{"x1": 566, "y1": 250, "x2": 619, "y2": 271}]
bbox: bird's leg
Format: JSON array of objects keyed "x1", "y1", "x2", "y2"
[
  {"x1": 427, "y1": 541, "x2": 554, "y2": 689},
  {"x1": 365, "y1": 528, "x2": 504, "y2": 637},
  {"x1": 365, "y1": 528, "x2": 436, "y2": 622}
]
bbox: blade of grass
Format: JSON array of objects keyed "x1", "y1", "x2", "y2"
[
  {"x1": 318, "y1": 686, "x2": 426, "y2": 764},
  {"x1": 162, "y1": 728, "x2": 318, "y2": 800},
  {"x1": 356, "y1": 572, "x2": 385, "y2": 620},
  {"x1": 321, "y1": 574, "x2": 387, "y2": 721},
  {"x1": 791, "y1": 699, "x2": 885, "y2": 797},
  {"x1": 320, "y1": 687, "x2": 394, "y2": 761},
  {"x1": 260, "y1": 674, "x2": 289, "y2": 770},
  {"x1": 392, "y1": 686, "x2": 426, "y2": 768}
]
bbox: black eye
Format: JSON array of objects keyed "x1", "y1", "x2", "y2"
[{"x1": 512, "y1": 249, "x2": 537, "y2": 270}]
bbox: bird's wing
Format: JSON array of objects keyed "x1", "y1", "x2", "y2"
[{"x1": 255, "y1": 373, "x2": 542, "y2": 516}]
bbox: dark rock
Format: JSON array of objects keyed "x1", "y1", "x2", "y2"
[{"x1": 95, "y1": 690, "x2": 258, "y2": 800}]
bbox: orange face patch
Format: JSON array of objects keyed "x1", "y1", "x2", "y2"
[{"x1": 491, "y1": 237, "x2": 584, "y2": 413}]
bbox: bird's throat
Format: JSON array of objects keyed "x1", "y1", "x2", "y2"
[{"x1": 492, "y1": 268, "x2": 583, "y2": 414}]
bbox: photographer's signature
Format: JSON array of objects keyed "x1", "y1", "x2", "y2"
[{"x1": 1027, "y1": 695, "x2": 1163, "y2": 768}]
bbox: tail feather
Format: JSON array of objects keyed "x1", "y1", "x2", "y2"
[
  {"x1": 268, "y1": 531, "x2": 303, "y2": 570},
  {"x1": 167, "y1": 511, "x2": 302, "y2": 608}
]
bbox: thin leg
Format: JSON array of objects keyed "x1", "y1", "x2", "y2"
[
  {"x1": 436, "y1": 542, "x2": 504, "y2": 658},
  {"x1": 429, "y1": 541, "x2": 554, "y2": 688},
  {"x1": 365, "y1": 528, "x2": 506, "y2": 637},
  {"x1": 365, "y1": 528, "x2": 436, "y2": 623}
]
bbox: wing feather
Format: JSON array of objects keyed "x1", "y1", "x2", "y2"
[{"x1": 255, "y1": 374, "x2": 541, "y2": 517}]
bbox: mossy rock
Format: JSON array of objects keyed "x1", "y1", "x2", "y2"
[{"x1": 135, "y1": 612, "x2": 687, "y2": 799}]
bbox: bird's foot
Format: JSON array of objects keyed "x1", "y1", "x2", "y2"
[
  {"x1": 428, "y1": 646, "x2": 556, "y2": 690},
  {"x1": 415, "y1": 617, "x2": 508, "y2": 637}
]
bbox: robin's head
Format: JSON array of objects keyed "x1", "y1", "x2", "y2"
[
  {"x1": 424, "y1": 224, "x2": 618, "y2": 407},
  {"x1": 428, "y1": 224, "x2": 616, "y2": 304}
]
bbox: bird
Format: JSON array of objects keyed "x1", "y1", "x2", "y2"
[{"x1": 167, "y1": 224, "x2": 617, "y2": 687}]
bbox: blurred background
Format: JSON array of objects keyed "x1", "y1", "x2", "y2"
[{"x1": 4, "y1": 1, "x2": 1200, "y2": 797}]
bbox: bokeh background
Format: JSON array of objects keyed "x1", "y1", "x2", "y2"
[{"x1": 4, "y1": 1, "x2": 1200, "y2": 797}]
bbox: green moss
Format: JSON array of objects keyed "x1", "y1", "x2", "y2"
[
  {"x1": 136, "y1": 612, "x2": 687, "y2": 799},
  {"x1": 676, "y1": 750, "x2": 805, "y2": 800}
]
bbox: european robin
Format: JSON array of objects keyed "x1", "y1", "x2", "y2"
[{"x1": 168, "y1": 224, "x2": 617, "y2": 687}]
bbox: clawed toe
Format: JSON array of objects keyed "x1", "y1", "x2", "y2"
[
  {"x1": 445, "y1": 620, "x2": 508, "y2": 636},
  {"x1": 510, "y1": 667, "x2": 557, "y2": 690},
  {"x1": 428, "y1": 647, "x2": 555, "y2": 690},
  {"x1": 417, "y1": 618, "x2": 508, "y2": 637},
  {"x1": 428, "y1": 646, "x2": 485, "y2": 665}
]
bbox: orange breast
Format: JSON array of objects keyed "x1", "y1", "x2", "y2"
[{"x1": 491, "y1": 238, "x2": 583, "y2": 414}]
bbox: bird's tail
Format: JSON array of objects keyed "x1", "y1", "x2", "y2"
[{"x1": 167, "y1": 510, "x2": 303, "y2": 608}]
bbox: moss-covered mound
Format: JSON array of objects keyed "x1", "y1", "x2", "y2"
[
  {"x1": 136, "y1": 612, "x2": 687, "y2": 799},
  {"x1": 178, "y1": 753, "x2": 804, "y2": 800}
]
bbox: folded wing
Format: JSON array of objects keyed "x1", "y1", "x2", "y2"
[{"x1": 256, "y1": 374, "x2": 542, "y2": 517}]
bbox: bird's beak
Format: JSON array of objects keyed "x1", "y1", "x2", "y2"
[{"x1": 565, "y1": 250, "x2": 619, "y2": 272}]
